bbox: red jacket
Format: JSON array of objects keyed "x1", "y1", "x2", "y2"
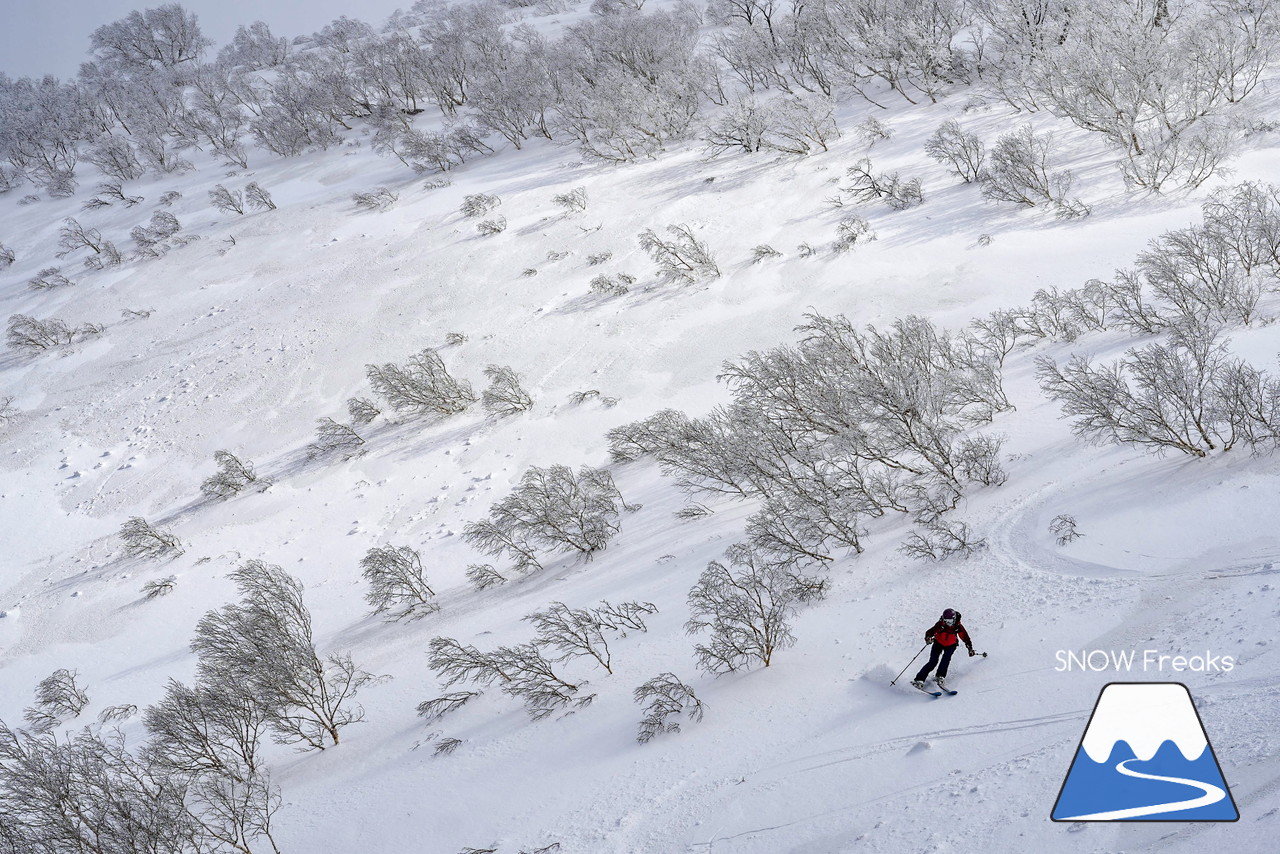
[{"x1": 926, "y1": 619, "x2": 972, "y2": 651}]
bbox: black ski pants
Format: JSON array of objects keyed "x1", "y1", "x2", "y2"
[{"x1": 915, "y1": 642, "x2": 956, "y2": 681}]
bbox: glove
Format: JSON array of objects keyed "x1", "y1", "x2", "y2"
[{"x1": 967, "y1": 648, "x2": 976, "y2": 657}]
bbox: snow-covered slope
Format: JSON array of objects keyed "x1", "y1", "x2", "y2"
[{"x1": 3, "y1": 27, "x2": 1280, "y2": 854}]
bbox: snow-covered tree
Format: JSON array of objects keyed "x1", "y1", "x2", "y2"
[
  {"x1": 27, "y1": 267, "x2": 76, "y2": 290},
  {"x1": 352, "y1": 187, "x2": 399, "y2": 210},
  {"x1": 844, "y1": 159, "x2": 925, "y2": 210},
  {"x1": 191, "y1": 560, "x2": 377, "y2": 750},
  {"x1": 89, "y1": 4, "x2": 212, "y2": 70},
  {"x1": 85, "y1": 136, "x2": 146, "y2": 181},
  {"x1": 606, "y1": 409, "x2": 698, "y2": 463},
  {"x1": 0, "y1": 75, "x2": 90, "y2": 187},
  {"x1": 22, "y1": 669, "x2": 90, "y2": 733},
  {"x1": 466, "y1": 24, "x2": 559, "y2": 149},
  {"x1": 526, "y1": 602, "x2": 616, "y2": 673},
  {"x1": 610, "y1": 311, "x2": 1010, "y2": 562},
  {"x1": 366, "y1": 348, "x2": 475, "y2": 415},
  {"x1": 466, "y1": 563, "x2": 507, "y2": 590},
  {"x1": 416, "y1": 691, "x2": 480, "y2": 722},
  {"x1": 1049, "y1": 514, "x2": 1082, "y2": 545},
  {"x1": 463, "y1": 465, "x2": 635, "y2": 571},
  {"x1": 144, "y1": 678, "x2": 270, "y2": 778},
  {"x1": 346, "y1": 397, "x2": 381, "y2": 425},
  {"x1": 244, "y1": 182, "x2": 276, "y2": 211},
  {"x1": 490, "y1": 643, "x2": 595, "y2": 720},
  {"x1": 685, "y1": 545, "x2": 806, "y2": 673},
  {"x1": 428, "y1": 636, "x2": 595, "y2": 722},
  {"x1": 307, "y1": 418, "x2": 365, "y2": 458},
  {"x1": 5, "y1": 314, "x2": 86, "y2": 351},
  {"x1": 980, "y1": 125, "x2": 1083, "y2": 215},
  {"x1": 201, "y1": 451, "x2": 267, "y2": 499},
  {"x1": 552, "y1": 186, "x2": 588, "y2": 214},
  {"x1": 359, "y1": 545, "x2": 439, "y2": 620},
  {"x1": 0, "y1": 723, "x2": 238, "y2": 854},
  {"x1": 976, "y1": 0, "x2": 1268, "y2": 190},
  {"x1": 1036, "y1": 324, "x2": 1280, "y2": 456},
  {"x1": 181, "y1": 64, "x2": 251, "y2": 168},
  {"x1": 634, "y1": 673, "x2": 704, "y2": 743},
  {"x1": 703, "y1": 94, "x2": 839, "y2": 156},
  {"x1": 639, "y1": 224, "x2": 720, "y2": 283},
  {"x1": 900, "y1": 516, "x2": 986, "y2": 560},
  {"x1": 525, "y1": 600, "x2": 656, "y2": 674},
  {"x1": 87, "y1": 180, "x2": 144, "y2": 208},
  {"x1": 481, "y1": 365, "x2": 534, "y2": 417},
  {"x1": 217, "y1": 21, "x2": 291, "y2": 70},
  {"x1": 428, "y1": 637, "x2": 512, "y2": 689},
  {"x1": 924, "y1": 120, "x2": 986, "y2": 183},
  {"x1": 209, "y1": 184, "x2": 246, "y2": 215},
  {"x1": 833, "y1": 215, "x2": 876, "y2": 252},
  {"x1": 142, "y1": 576, "x2": 178, "y2": 599},
  {"x1": 461, "y1": 193, "x2": 502, "y2": 218},
  {"x1": 249, "y1": 66, "x2": 345, "y2": 157},
  {"x1": 744, "y1": 488, "x2": 867, "y2": 566},
  {"x1": 119, "y1": 516, "x2": 183, "y2": 558},
  {"x1": 555, "y1": 7, "x2": 706, "y2": 161},
  {"x1": 809, "y1": 0, "x2": 972, "y2": 105},
  {"x1": 131, "y1": 211, "x2": 185, "y2": 257},
  {"x1": 590, "y1": 273, "x2": 635, "y2": 296}
]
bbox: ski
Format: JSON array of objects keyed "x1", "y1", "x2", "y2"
[
  {"x1": 913, "y1": 683, "x2": 943, "y2": 698},
  {"x1": 940, "y1": 689, "x2": 958, "y2": 696}
]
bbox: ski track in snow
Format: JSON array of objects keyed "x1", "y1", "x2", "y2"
[{"x1": 748, "y1": 708, "x2": 1089, "y2": 781}]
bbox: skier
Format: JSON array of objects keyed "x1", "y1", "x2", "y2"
[{"x1": 911, "y1": 608, "x2": 974, "y2": 693}]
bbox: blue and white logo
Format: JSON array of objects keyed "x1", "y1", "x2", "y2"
[{"x1": 1051, "y1": 682, "x2": 1239, "y2": 822}]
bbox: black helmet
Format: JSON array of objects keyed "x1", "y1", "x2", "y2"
[{"x1": 941, "y1": 608, "x2": 958, "y2": 620}]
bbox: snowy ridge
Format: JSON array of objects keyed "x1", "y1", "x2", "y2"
[{"x1": 1080, "y1": 683, "x2": 1207, "y2": 763}]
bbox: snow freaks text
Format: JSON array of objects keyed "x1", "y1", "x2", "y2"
[{"x1": 1055, "y1": 650, "x2": 1236, "y2": 673}]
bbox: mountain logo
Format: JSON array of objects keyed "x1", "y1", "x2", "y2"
[{"x1": 1051, "y1": 682, "x2": 1239, "y2": 822}]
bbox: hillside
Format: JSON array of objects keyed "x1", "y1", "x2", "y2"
[{"x1": 2, "y1": 2, "x2": 1280, "y2": 852}]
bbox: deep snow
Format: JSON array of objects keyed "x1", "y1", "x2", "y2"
[{"x1": 2, "y1": 19, "x2": 1280, "y2": 854}]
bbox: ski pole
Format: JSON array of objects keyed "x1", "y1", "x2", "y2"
[{"x1": 890, "y1": 644, "x2": 929, "y2": 685}]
